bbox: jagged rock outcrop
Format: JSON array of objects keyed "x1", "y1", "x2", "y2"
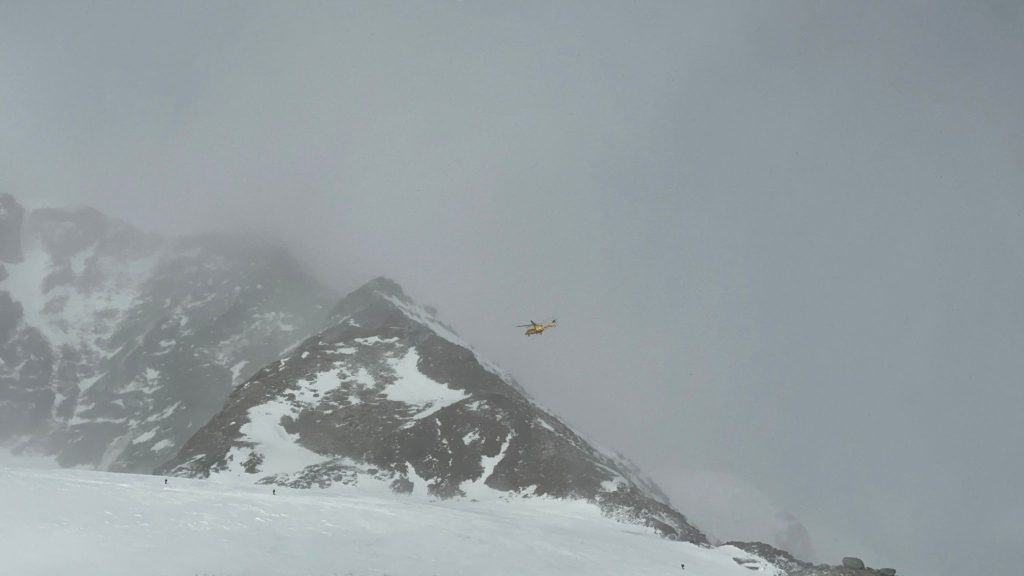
[
  {"x1": 843, "y1": 557, "x2": 866, "y2": 570},
  {"x1": 162, "y1": 277, "x2": 707, "y2": 543},
  {"x1": 727, "y1": 541, "x2": 897, "y2": 575}
]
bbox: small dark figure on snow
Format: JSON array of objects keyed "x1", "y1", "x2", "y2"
[
  {"x1": 680, "y1": 564, "x2": 685, "y2": 571},
  {"x1": 273, "y1": 489, "x2": 276, "y2": 495},
  {"x1": 164, "y1": 478, "x2": 167, "y2": 485}
]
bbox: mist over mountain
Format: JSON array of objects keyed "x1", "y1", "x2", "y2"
[
  {"x1": 0, "y1": 197, "x2": 916, "y2": 574},
  {"x1": 4, "y1": 2, "x2": 1023, "y2": 573},
  {"x1": 0, "y1": 195, "x2": 334, "y2": 472}
]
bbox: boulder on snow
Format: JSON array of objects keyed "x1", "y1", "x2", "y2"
[
  {"x1": 390, "y1": 477, "x2": 414, "y2": 494},
  {"x1": 878, "y1": 569, "x2": 896, "y2": 576},
  {"x1": 842, "y1": 557, "x2": 865, "y2": 570}
]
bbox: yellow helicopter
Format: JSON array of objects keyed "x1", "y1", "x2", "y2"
[{"x1": 518, "y1": 319, "x2": 557, "y2": 336}]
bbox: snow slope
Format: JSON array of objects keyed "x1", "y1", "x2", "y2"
[{"x1": 0, "y1": 466, "x2": 777, "y2": 576}]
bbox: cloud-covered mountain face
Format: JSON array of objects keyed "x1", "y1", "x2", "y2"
[
  {"x1": 161, "y1": 277, "x2": 707, "y2": 544},
  {"x1": 0, "y1": 196, "x2": 335, "y2": 473},
  {"x1": 0, "y1": 194, "x2": 24, "y2": 264}
]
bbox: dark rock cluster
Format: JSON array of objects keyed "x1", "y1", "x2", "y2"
[{"x1": 728, "y1": 542, "x2": 897, "y2": 576}]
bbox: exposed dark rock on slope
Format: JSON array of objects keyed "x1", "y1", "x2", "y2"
[
  {"x1": 728, "y1": 542, "x2": 899, "y2": 576},
  {"x1": 162, "y1": 277, "x2": 706, "y2": 543}
]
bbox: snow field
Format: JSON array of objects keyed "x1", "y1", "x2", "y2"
[{"x1": 0, "y1": 466, "x2": 775, "y2": 576}]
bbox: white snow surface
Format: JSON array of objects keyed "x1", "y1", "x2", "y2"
[
  {"x1": 383, "y1": 348, "x2": 468, "y2": 422},
  {"x1": 0, "y1": 466, "x2": 775, "y2": 576},
  {"x1": 292, "y1": 369, "x2": 346, "y2": 405},
  {"x1": 460, "y1": 434, "x2": 513, "y2": 499},
  {"x1": 1, "y1": 244, "x2": 161, "y2": 354},
  {"x1": 131, "y1": 427, "x2": 159, "y2": 445},
  {"x1": 221, "y1": 400, "x2": 327, "y2": 478},
  {"x1": 354, "y1": 336, "x2": 399, "y2": 345},
  {"x1": 150, "y1": 439, "x2": 173, "y2": 452}
]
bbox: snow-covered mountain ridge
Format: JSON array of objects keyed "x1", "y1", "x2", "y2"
[
  {"x1": 162, "y1": 277, "x2": 706, "y2": 543},
  {"x1": 157, "y1": 276, "x2": 899, "y2": 573}
]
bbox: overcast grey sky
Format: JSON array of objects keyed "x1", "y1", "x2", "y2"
[{"x1": 3, "y1": 2, "x2": 1022, "y2": 574}]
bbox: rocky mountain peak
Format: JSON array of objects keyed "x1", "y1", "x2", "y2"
[
  {"x1": 0, "y1": 194, "x2": 25, "y2": 263},
  {"x1": 360, "y1": 275, "x2": 407, "y2": 299},
  {"x1": 325, "y1": 276, "x2": 408, "y2": 325},
  {"x1": 163, "y1": 277, "x2": 708, "y2": 544}
]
